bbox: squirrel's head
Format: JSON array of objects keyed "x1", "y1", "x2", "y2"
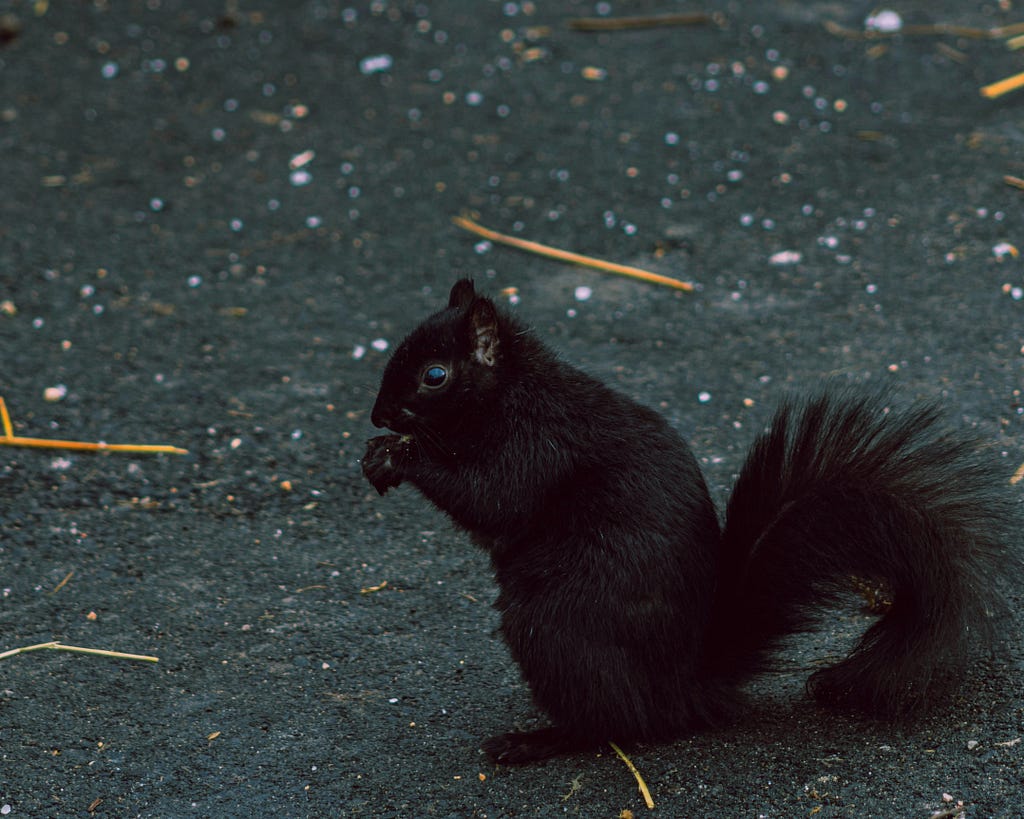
[{"x1": 369, "y1": 279, "x2": 502, "y2": 440}]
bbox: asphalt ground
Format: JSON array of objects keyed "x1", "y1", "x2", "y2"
[{"x1": 1, "y1": 1, "x2": 1023, "y2": 816}]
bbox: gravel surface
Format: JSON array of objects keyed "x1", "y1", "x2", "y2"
[{"x1": 1, "y1": 1, "x2": 1022, "y2": 816}]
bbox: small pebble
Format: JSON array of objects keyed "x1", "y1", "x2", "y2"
[
  {"x1": 43, "y1": 384, "x2": 67, "y2": 402},
  {"x1": 359, "y1": 54, "x2": 393, "y2": 75},
  {"x1": 289, "y1": 149, "x2": 315, "y2": 169},
  {"x1": 992, "y1": 241, "x2": 1019, "y2": 260},
  {"x1": 769, "y1": 250, "x2": 802, "y2": 265},
  {"x1": 865, "y1": 9, "x2": 902, "y2": 32}
]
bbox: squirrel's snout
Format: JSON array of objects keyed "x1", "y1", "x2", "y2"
[{"x1": 370, "y1": 399, "x2": 397, "y2": 430}]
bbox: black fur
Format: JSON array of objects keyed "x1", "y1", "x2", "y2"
[{"x1": 362, "y1": 279, "x2": 1020, "y2": 764}]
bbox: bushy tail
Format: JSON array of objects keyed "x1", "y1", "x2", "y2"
[{"x1": 702, "y1": 388, "x2": 1020, "y2": 715}]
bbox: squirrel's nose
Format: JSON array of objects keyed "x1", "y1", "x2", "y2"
[{"x1": 370, "y1": 403, "x2": 392, "y2": 429}]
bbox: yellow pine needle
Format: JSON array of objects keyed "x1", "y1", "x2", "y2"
[
  {"x1": 452, "y1": 215, "x2": 694, "y2": 292},
  {"x1": 1, "y1": 436, "x2": 189, "y2": 454},
  {"x1": 0, "y1": 640, "x2": 159, "y2": 663},
  {"x1": 50, "y1": 570, "x2": 75, "y2": 594},
  {"x1": 980, "y1": 71, "x2": 1024, "y2": 99},
  {"x1": 1005, "y1": 175, "x2": 1024, "y2": 191},
  {"x1": 609, "y1": 741, "x2": 655, "y2": 810},
  {"x1": 1011, "y1": 461, "x2": 1024, "y2": 485},
  {"x1": 568, "y1": 12, "x2": 713, "y2": 32},
  {"x1": 0, "y1": 397, "x2": 188, "y2": 455},
  {"x1": 0, "y1": 396, "x2": 13, "y2": 438},
  {"x1": 360, "y1": 580, "x2": 389, "y2": 594},
  {"x1": 824, "y1": 20, "x2": 1024, "y2": 40}
]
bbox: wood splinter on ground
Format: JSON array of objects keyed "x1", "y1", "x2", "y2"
[
  {"x1": 452, "y1": 214, "x2": 694, "y2": 292},
  {"x1": 609, "y1": 741, "x2": 655, "y2": 810},
  {"x1": 0, "y1": 396, "x2": 188, "y2": 455}
]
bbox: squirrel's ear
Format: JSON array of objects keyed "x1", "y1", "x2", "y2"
[
  {"x1": 469, "y1": 298, "x2": 499, "y2": 367},
  {"x1": 448, "y1": 278, "x2": 476, "y2": 310}
]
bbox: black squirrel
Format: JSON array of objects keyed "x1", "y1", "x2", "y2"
[{"x1": 362, "y1": 278, "x2": 1020, "y2": 764}]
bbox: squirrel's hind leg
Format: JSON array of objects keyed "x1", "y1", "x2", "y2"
[{"x1": 481, "y1": 726, "x2": 595, "y2": 764}]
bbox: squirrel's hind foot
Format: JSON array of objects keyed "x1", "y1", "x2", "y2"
[{"x1": 481, "y1": 726, "x2": 594, "y2": 764}]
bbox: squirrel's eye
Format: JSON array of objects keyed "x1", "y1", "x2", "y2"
[{"x1": 422, "y1": 365, "x2": 448, "y2": 389}]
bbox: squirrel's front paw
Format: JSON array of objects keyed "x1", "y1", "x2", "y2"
[{"x1": 362, "y1": 435, "x2": 409, "y2": 495}]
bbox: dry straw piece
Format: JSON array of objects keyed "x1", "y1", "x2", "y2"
[
  {"x1": 981, "y1": 71, "x2": 1024, "y2": 99},
  {"x1": 568, "y1": 12, "x2": 715, "y2": 32},
  {"x1": 823, "y1": 19, "x2": 1024, "y2": 40},
  {"x1": 0, "y1": 396, "x2": 188, "y2": 455},
  {"x1": 452, "y1": 215, "x2": 694, "y2": 292},
  {"x1": 0, "y1": 641, "x2": 159, "y2": 663},
  {"x1": 609, "y1": 741, "x2": 655, "y2": 810},
  {"x1": 1011, "y1": 461, "x2": 1024, "y2": 486}
]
